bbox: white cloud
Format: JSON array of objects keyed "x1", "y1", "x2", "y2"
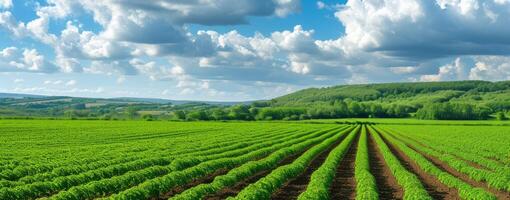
[
  {"x1": 469, "y1": 56, "x2": 510, "y2": 80},
  {"x1": 0, "y1": 47, "x2": 57, "y2": 73},
  {"x1": 65, "y1": 80, "x2": 77, "y2": 86},
  {"x1": 420, "y1": 58, "x2": 468, "y2": 81},
  {"x1": 3, "y1": 0, "x2": 510, "y2": 100},
  {"x1": 0, "y1": 0, "x2": 12, "y2": 9},
  {"x1": 13, "y1": 78, "x2": 23, "y2": 83},
  {"x1": 335, "y1": 0, "x2": 510, "y2": 60}
]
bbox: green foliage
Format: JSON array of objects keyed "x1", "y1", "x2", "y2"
[
  {"x1": 297, "y1": 126, "x2": 360, "y2": 200},
  {"x1": 496, "y1": 112, "x2": 508, "y2": 121},
  {"x1": 368, "y1": 126, "x2": 431, "y2": 200},
  {"x1": 416, "y1": 103, "x2": 490, "y2": 120},
  {"x1": 377, "y1": 126, "x2": 498, "y2": 199},
  {"x1": 354, "y1": 126, "x2": 378, "y2": 200},
  {"x1": 232, "y1": 126, "x2": 355, "y2": 199}
]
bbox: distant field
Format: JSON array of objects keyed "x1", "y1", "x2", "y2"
[{"x1": 0, "y1": 120, "x2": 509, "y2": 199}]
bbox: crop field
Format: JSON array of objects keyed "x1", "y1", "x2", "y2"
[{"x1": 0, "y1": 120, "x2": 509, "y2": 200}]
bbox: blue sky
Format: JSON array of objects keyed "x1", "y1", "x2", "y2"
[{"x1": 1, "y1": 0, "x2": 510, "y2": 101}]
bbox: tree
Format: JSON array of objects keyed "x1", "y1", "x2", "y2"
[
  {"x1": 228, "y1": 105, "x2": 252, "y2": 120},
  {"x1": 172, "y1": 110, "x2": 186, "y2": 120},
  {"x1": 496, "y1": 112, "x2": 508, "y2": 121},
  {"x1": 142, "y1": 114, "x2": 154, "y2": 121},
  {"x1": 125, "y1": 106, "x2": 139, "y2": 119},
  {"x1": 186, "y1": 111, "x2": 208, "y2": 121},
  {"x1": 211, "y1": 109, "x2": 228, "y2": 120}
]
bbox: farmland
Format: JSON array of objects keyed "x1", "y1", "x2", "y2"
[{"x1": 0, "y1": 120, "x2": 509, "y2": 200}]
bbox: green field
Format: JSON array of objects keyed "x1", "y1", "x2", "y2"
[{"x1": 0, "y1": 120, "x2": 509, "y2": 200}]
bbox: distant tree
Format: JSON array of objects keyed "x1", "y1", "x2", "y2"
[
  {"x1": 211, "y1": 109, "x2": 228, "y2": 120},
  {"x1": 186, "y1": 110, "x2": 208, "y2": 121},
  {"x1": 229, "y1": 105, "x2": 252, "y2": 120},
  {"x1": 496, "y1": 112, "x2": 508, "y2": 121},
  {"x1": 125, "y1": 106, "x2": 139, "y2": 119},
  {"x1": 416, "y1": 103, "x2": 489, "y2": 120},
  {"x1": 142, "y1": 114, "x2": 154, "y2": 121},
  {"x1": 72, "y1": 103, "x2": 86, "y2": 110},
  {"x1": 64, "y1": 110, "x2": 74, "y2": 119},
  {"x1": 172, "y1": 110, "x2": 186, "y2": 120}
]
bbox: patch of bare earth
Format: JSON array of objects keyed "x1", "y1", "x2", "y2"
[
  {"x1": 328, "y1": 131, "x2": 360, "y2": 200},
  {"x1": 397, "y1": 133, "x2": 492, "y2": 171},
  {"x1": 154, "y1": 168, "x2": 230, "y2": 200},
  {"x1": 378, "y1": 132, "x2": 460, "y2": 200},
  {"x1": 270, "y1": 131, "x2": 350, "y2": 200},
  {"x1": 398, "y1": 137, "x2": 510, "y2": 200},
  {"x1": 203, "y1": 143, "x2": 311, "y2": 200},
  {"x1": 367, "y1": 130, "x2": 403, "y2": 200}
]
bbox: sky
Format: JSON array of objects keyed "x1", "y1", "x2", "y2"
[{"x1": 1, "y1": 0, "x2": 510, "y2": 101}]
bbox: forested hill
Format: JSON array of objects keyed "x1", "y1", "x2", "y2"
[
  {"x1": 263, "y1": 80, "x2": 510, "y2": 120},
  {"x1": 273, "y1": 80, "x2": 510, "y2": 105},
  {"x1": 1, "y1": 81, "x2": 510, "y2": 121}
]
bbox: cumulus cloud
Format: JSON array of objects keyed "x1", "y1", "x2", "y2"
[
  {"x1": 3, "y1": 0, "x2": 510, "y2": 100},
  {"x1": 0, "y1": 47, "x2": 58, "y2": 73},
  {"x1": 335, "y1": 0, "x2": 510, "y2": 60},
  {"x1": 469, "y1": 56, "x2": 510, "y2": 80},
  {"x1": 0, "y1": 0, "x2": 12, "y2": 9},
  {"x1": 420, "y1": 58, "x2": 469, "y2": 81}
]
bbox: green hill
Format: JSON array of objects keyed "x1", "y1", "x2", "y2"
[
  {"x1": 273, "y1": 80, "x2": 510, "y2": 106},
  {"x1": 264, "y1": 80, "x2": 510, "y2": 120},
  {"x1": 1, "y1": 80, "x2": 509, "y2": 120}
]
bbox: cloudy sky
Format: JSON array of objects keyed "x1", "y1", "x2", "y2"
[{"x1": 1, "y1": 0, "x2": 510, "y2": 101}]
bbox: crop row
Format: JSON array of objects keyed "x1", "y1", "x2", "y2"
[
  {"x1": 367, "y1": 126, "x2": 431, "y2": 199},
  {"x1": 0, "y1": 126, "x2": 299, "y2": 184},
  {"x1": 389, "y1": 128, "x2": 510, "y2": 192},
  {"x1": 62, "y1": 126, "x2": 347, "y2": 200},
  {"x1": 230, "y1": 126, "x2": 357, "y2": 200},
  {"x1": 0, "y1": 126, "x2": 331, "y2": 199},
  {"x1": 296, "y1": 126, "x2": 360, "y2": 200},
  {"x1": 354, "y1": 125, "x2": 378, "y2": 200},
  {"x1": 170, "y1": 126, "x2": 356, "y2": 200},
  {"x1": 374, "y1": 126, "x2": 497, "y2": 200}
]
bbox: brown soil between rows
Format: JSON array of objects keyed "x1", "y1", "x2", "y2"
[
  {"x1": 367, "y1": 129, "x2": 403, "y2": 200},
  {"x1": 328, "y1": 130, "x2": 360, "y2": 200},
  {"x1": 395, "y1": 133, "x2": 493, "y2": 172},
  {"x1": 203, "y1": 127, "x2": 352, "y2": 200},
  {"x1": 270, "y1": 129, "x2": 352, "y2": 200},
  {"x1": 397, "y1": 137, "x2": 510, "y2": 200},
  {"x1": 376, "y1": 130, "x2": 461, "y2": 200},
  {"x1": 203, "y1": 139, "x2": 315, "y2": 200},
  {"x1": 157, "y1": 129, "x2": 340, "y2": 199},
  {"x1": 154, "y1": 168, "x2": 231, "y2": 200}
]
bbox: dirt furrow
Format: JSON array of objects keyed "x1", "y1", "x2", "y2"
[
  {"x1": 203, "y1": 144, "x2": 310, "y2": 200},
  {"x1": 400, "y1": 138, "x2": 510, "y2": 200},
  {"x1": 378, "y1": 131, "x2": 460, "y2": 200},
  {"x1": 396, "y1": 133, "x2": 493, "y2": 171},
  {"x1": 328, "y1": 132, "x2": 360, "y2": 200},
  {"x1": 367, "y1": 130, "x2": 403, "y2": 200},
  {"x1": 154, "y1": 168, "x2": 230, "y2": 200},
  {"x1": 270, "y1": 131, "x2": 350, "y2": 200}
]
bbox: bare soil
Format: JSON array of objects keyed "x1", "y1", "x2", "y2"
[
  {"x1": 155, "y1": 168, "x2": 230, "y2": 200},
  {"x1": 270, "y1": 131, "x2": 350, "y2": 200},
  {"x1": 397, "y1": 133, "x2": 492, "y2": 171},
  {"x1": 203, "y1": 142, "x2": 311, "y2": 200},
  {"x1": 367, "y1": 130, "x2": 404, "y2": 200},
  {"x1": 328, "y1": 132, "x2": 360, "y2": 200},
  {"x1": 400, "y1": 138, "x2": 510, "y2": 200},
  {"x1": 379, "y1": 132, "x2": 461, "y2": 200}
]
